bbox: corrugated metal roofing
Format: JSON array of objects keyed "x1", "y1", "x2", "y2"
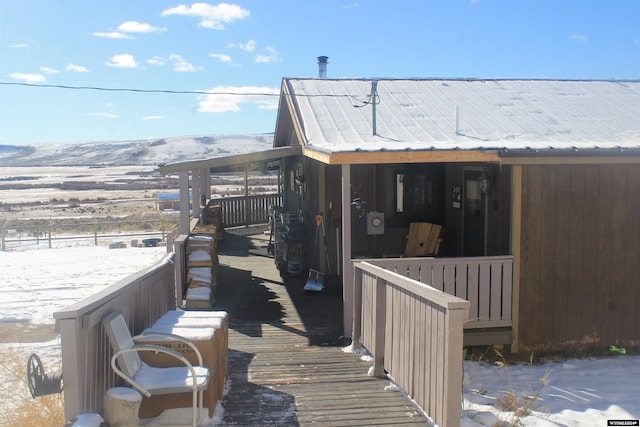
[{"x1": 285, "y1": 78, "x2": 640, "y2": 153}]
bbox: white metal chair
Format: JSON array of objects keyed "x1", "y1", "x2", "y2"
[{"x1": 102, "y1": 311, "x2": 210, "y2": 427}]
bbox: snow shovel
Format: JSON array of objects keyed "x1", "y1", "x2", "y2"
[{"x1": 304, "y1": 214, "x2": 325, "y2": 291}]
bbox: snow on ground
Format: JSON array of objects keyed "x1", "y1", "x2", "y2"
[
  {"x1": 0, "y1": 244, "x2": 638, "y2": 426},
  {"x1": 461, "y1": 356, "x2": 639, "y2": 426},
  {"x1": 0, "y1": 244, "x2": 167, "y2": 325}
]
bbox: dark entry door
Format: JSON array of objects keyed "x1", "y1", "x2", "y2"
[{"x1": 463, "y1": 169, "x2": 487, "y2": 256}]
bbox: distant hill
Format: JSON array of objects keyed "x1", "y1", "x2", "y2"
[{"x1": 0, "y1": 134, "x2": 274, "y2": 167}]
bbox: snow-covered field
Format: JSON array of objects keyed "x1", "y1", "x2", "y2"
[{"x1": 0, "y1": 244, "x2": 638, "y2": 426}]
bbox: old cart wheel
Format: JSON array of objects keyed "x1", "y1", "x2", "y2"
[{"x1": 27, "y1": 353, "x2": 44, "y2": 398}]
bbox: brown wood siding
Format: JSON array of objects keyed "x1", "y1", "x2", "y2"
[{"x1": 518, "y1": 164, "x2": 640, "y2": 351}]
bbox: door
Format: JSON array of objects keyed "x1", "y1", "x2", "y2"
[{"x1": 463, "y1": 169, "x2": 488, "y2": 256}]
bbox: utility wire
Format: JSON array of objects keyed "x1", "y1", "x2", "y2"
[
  {"x1": 0, "y1": 81, "x2": 365, "y2": 99},
  {"x1": 0, "y1": 81, "x2": 279, "y2": 96}
]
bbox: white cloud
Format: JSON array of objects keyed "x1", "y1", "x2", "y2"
[
  {"x1": 142, "y1": 115, "x2": 166, "y2": 120},
  {"x1": 10, "y1": 43, "x2": 29, "y2": 48},
  {"x1": 93, "y1": 21, "x2": 165, "y2": 39},
  {"x1": 147, "y1": 54, "x2": 201, "y2": 72},
  {"x1": 106, "y1": 54, "x2": 138, "y2": 68},
  {"x1": 118, "y1": 21, "x2": 167, "y2": 33},
  {"x1": 147, "y1": 56, "x2": 166, "y2": 66},
  {"x1": 87, "y1": 112, "x2": 120, "y2": 119},
  {"x1": 255, "y1": 47, "x2": 281, "y2": 63},
  {"x1": 67, "y1": 63, "x2": 89, "y2": 72},
  {"x1": 40, "y1": 67, "x2": 59, "y2": 74},
  {"x1": 93, "y1": 31, "x2": 134, "y2": 39},
  {"x1": 209, "y1": 53, "x2": 232, "y2": 63},
  {"x1": 162, "y1": 2, "x2": 250, "y2": 29},
  {"x1": 340, "y1": 2, "x2": 360, "y2": 9},
  {"x1": 168, "y1": 54, "x2": 200, "y2": 72},
  {"x1": 198, "y1": 85, "x2": 279, "y2": 113},
  {"x1": 9, "y1": 72, "x2": 46, "y2": 83},
  {"x1": 570, "y1": 34, "x2": 589, "y2": 42},
  {"x1": 237, "y1": 39, "x2": 256, "y2": 53}
]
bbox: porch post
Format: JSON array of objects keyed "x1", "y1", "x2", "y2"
[
  {"x1": 341, "y1": 164, "x2": 353, "y2": 338},
  {"x1": 244, "y1": 169, "x2": 250, "y2": 227},
  {"x1": 192, "y1": 168, "x2": 202, "y2": 221},
  {"x1": 179, "y1": 171, "x2": 190, "y2": 234},
  {"x1": 203, "y1": 167, "x2": 211, "y2": 199},
  {"x1": 510, "y1": 165, "x2": 523, "y2": 353}
]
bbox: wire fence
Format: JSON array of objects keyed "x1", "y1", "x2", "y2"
[{"x1": 0, "y1": 219, "x2": 177, "y2": 251}]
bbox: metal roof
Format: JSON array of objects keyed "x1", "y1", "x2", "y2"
[{"x1": 284, "y1": 78, "x2": 640, "y2": 154}]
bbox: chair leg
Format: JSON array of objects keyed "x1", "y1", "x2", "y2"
[
  {"x1": 189, "y1": 389, "x2": 204, "y2": 427},
  {"x1": 191, "y1": 388, "x2": 198, "y2": 427},
  {"x1": 197, "y1": 390, "x2": 204, "y2": 425}
]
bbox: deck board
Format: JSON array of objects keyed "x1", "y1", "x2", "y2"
[{"x1": 210, "y1": 230, "x2": 429, "y2": 426}]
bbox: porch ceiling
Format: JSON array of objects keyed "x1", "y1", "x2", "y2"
[{"x1": 158, "y1": 145, "x2": 302, "y2": 174}]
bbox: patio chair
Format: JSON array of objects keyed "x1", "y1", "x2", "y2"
[
  {"x1": 102, "y1": 311, "x2": 210, "y2": 427},
  {"x1": 404, "y1": 222, "x2": 442, "y2": 257}
]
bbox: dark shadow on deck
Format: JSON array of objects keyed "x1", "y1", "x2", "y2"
[
  {"x1": 215, "y1": 230, "x2": 346, "y2": 347},
  {"x1": 211, "y1": 230, "x2": 429, "y2": 426}
]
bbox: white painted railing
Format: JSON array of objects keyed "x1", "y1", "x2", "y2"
[
  {"x1": 352, "y1": 261, "x2": 470, "y2": 427},
  {"x1": 368, "y1": 256, "x2": 513, "y2": 328},
  {"x1": 53, "y1": 254, "x2": 176, "y2": 420}
]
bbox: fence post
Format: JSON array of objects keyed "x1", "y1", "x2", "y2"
[
  {"x1": 373, "y1": 276, "x2": 386, "y2": 378},
  {"x1": 244, "y1": 169, "x2": 249, "y2": 227}
]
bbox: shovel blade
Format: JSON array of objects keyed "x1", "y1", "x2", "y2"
[{"x1": 304, "y1": 269, "x2": 324, "y2": 291}]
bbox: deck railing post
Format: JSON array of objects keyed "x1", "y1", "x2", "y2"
[
  {"x1": 373, "y1": 276, "x2": 386, "y2": 377},
  {"x1": 443, "y1": 305, "x2": 467, "y2": 427}
]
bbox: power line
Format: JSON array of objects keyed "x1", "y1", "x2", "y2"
[
  {"x1": 0, "y1": 81, "x2": 366, "y2": 100},
  {"x1": 0, "y1": 81, "x2": 280, "y2": 96}
]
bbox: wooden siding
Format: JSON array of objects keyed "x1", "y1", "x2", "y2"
[{"x1": 518, "y1": 164, "x2": 640, "y2": 351}]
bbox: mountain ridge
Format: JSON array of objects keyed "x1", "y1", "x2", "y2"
[{"x1": 0, "y1": 134, "x2": 274, "y2": 167}]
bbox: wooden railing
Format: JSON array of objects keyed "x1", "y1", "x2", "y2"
[
  {"x1": 213, "y1": 193, "x2": 282, "y2": 228},
  {"x1": 368, "y1": 256, "x2": 513, "y2": 329},
  {"x1": 352, "y1": 261, "x2": 469, "y2": 427},
  {"x1": 53, "y1": 254, "x2": 176, "y2": 420}
]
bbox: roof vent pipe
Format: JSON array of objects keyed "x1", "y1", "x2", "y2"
[{"x1": 317, "y1": 56, "x2": 328, "y2": 78}]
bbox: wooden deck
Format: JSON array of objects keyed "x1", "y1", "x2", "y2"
[{"x1": 211, "y1": 229, "x2": 430, "y2": 426}]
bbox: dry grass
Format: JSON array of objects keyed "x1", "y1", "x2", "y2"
[
  {"x1": 0, "y1": 350, "x2": 65, "y2": 427},
  {"x1": 493, "y1": 349, "x2": 550, "y2": 427}
]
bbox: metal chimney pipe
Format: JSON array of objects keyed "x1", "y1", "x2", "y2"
[{"x1": 317, "y1": 56, "x2": 328, "y2": 78}]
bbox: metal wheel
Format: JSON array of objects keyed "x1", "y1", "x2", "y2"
[{"x1": 26, "y1": 353, "x2": 44, "y2": 399}]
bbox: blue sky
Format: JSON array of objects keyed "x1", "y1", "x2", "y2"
[{"x1": 1, "y1": 1, "x2": 639, "y2": 145}]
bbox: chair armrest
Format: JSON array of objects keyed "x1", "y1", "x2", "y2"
[
  {"x1": 111, "y1": 344, "x2": 200, "y2": 398},
  {"x1": 134, "y1": 331, "x2": 205, "y2": 366}
]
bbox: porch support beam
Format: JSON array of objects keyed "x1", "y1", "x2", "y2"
[
  {"x1": 179, "y1": 171, "x2": 190, "y2": 234},
  {"x1": 192, "y1": 168, "x2": 202, "y2": 221},
  {"x1": 202, "y1": 167, "x2": 210, "y2": 199},
  {"x1": 341, "y1": 164, "x2": 353, "y2": 338},
  {"x1": 510, "y1": 165, "x2": 523, "y2": 353},
  {"x1": 308, "y1": 149, "x2": 501, "y2": 165},
  {"x1": 500, "y1": 156, "x2": 640, "y2": 165}
]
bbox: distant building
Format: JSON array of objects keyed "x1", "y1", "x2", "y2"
[{"x1": 155, "y1": 192, "x2": 191, "y2": 211}]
